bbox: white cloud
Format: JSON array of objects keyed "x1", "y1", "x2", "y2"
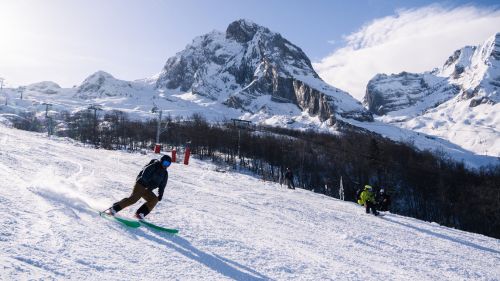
[{"x1": 313, "y1": 5, "x2": 500, "y2": 101}]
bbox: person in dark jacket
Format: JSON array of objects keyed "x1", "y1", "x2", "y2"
[
  {"x1": 105, "y1": 155, "x2": 171, "y2": 219},
  {"x1": 284, "y1": 168, "x2": 295, "y2": 189},
  {"x1": 377, "y1": 188, "x2": 391, "y2": 212}
]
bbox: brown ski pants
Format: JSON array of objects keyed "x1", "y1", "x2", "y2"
[{"x1": 115, "y1": 183, "x2": 158, "y2": 212}]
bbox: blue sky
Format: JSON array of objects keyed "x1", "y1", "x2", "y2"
[{"x1": 1, "y1": 0, "x2": 499, "y2": 98}]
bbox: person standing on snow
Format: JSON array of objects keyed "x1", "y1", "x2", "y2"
[
  {"x1": 284, "y1": 167, "x2": 295, "y2": 189},
  {"x1": 358, "y1": 185, "x2": 379, "y2": 216},
  {"x1": 377, "y1": 188, "x2": 391, "y2": 212},
  {"x1": 105, "y1": 155, "x2": 171, "y2": 219}
]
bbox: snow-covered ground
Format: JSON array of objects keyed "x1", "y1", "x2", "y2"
[
  {"x1": 1, "y1": 125, "x2": 499, "y2": 280},
  {"x1": 2, "y1": 84, "x2": 497, "y2": 169},
  {"x1": 378, "y1": 98, "x2": 500, "y2": 159},
  {"x1": 348, "y1": 118, "x2": 499, "y2": 169}
]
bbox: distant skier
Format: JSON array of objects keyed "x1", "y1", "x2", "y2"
[
  {"x1": 105, "y1": 155, "x2": 171, "y2": 219},
  {"x1": 358, "y1": 185, "x2": 379, "y2": 216},
  {"x1": 377, "y1": 188, "x2": 391, "y2": 212},
  {"x1": 284, "y1": 167, "x2": 295, "y2": 189}
]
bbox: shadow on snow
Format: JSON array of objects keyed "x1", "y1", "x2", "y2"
[
  {"x1": 381, "y1": 216, "x2": 500, "y2": 256},
  {"x1": 134, "y1": 230, "x2": 272, "y2": 281}
]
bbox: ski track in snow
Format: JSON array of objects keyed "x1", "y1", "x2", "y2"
[{"x1": 0, "y1": 126, "x2": 499, "y2": 280}]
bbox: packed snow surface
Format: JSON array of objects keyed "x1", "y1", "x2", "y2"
[{"x1": 1, "y1": 126, "x2": 499, "y2": 280}]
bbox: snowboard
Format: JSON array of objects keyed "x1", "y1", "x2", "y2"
[
  {"x1": 99, "y1": 211, "x2": 178, "y2": 234},
  {"x1": 139, "y1": 220, "x2": 179, "y2": 234}
]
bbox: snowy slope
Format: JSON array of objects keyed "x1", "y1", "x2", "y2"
[
  {"x1": 365, "y1": 33, "x2": 500, "y2": 157},
  {"x1": 0, "y1": 73, "x2": 496, "y2": 169},
  {"x1": 0, "y1": 72, "x2": 248, "y2": 126},
  {"x1": 1, "y1": 126, "x2": 499, "y2": 280}
]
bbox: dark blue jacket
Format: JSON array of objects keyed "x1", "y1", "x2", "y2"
[{"x1": 136, "y1": 160, "x2": 168, "y2": 200}]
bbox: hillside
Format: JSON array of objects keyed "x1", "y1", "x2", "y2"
[
  {"x1": 0, "y1": 21, "x2": 497, "y2": 169},
  {"x1": 365, "y1": 33, "x2": 500, "y2": 157},
  {"x1": 1, "y1": 125, "x2": 499, "y2": 280}
]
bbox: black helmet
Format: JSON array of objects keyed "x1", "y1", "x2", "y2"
[
  {"x1": 160, "y1": 155, "x2": 172, "y2": 162},
  {"x1": 160, "y1": 155, "x2": 172, "y2": 167}
]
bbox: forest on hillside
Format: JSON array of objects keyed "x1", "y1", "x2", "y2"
[{"x1": 10, "y1": 109, "x2": 500, "y2": 239}]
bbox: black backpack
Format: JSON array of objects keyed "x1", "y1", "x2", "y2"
[
  {"x1": 147, "y1": 159, "x2": 159, "y2": 166},
  {"x1": 137, "y1": 159, "x2": 159, "y2": 179}
]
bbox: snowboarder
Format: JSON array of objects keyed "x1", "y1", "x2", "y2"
[
  {"x1": 358, "y1": 185, "x2": 379, "y2": 216},
  {"x1": 284, "y1": 167, "x2": 295, "y2": 189},
  {"x1": 377, "y1": 188, "x2": 391, "y2": 212},
  {"x1": 105, "y1": 155, "x2": 171, "y2": 219}
]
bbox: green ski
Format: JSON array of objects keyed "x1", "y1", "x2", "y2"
[
  {"x1": 99, "y1": 211, "x2": 141, "y2": 228},
  {"x1": 139, "y1": 220, "x2": 179, "y2": 234}
]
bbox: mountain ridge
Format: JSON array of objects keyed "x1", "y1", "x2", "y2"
[
  {"x1": 155, "y1": 19, "x2": 372, "y2": 123},
  {"x1": 0, "y1": 21, "x2": 497, "y2": 165},
  {"x1": 364, "y1": 32, "x2": 500, "y2": 156}
]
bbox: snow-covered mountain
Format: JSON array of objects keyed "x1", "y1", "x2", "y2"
[
  {"x1": 75, "y1": 71, "x2": 148, "y2": 99},
  {"x1": 0, "y1": 21, "x2": 497, "y2": 167},
  {"x1": 365, "y1": 72, "x2": 460, "y2": 116},
  {"x1": 1, "y1": 125, "x2": 499, "y2": 280},
  {"x1": 155, "y1": 19, "x2": 372, "y2": 123},
  {"x1": 0, "y1": 20, "x2": 372, "y2": 129},
  {"x1": 25, "y1": 81, "x2": 62, "y2": 95},
  {"x1": 365, "y1": 33, "x2": 500, "y2": 156}
]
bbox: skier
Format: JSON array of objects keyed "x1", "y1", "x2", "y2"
[
  {"x1": 105, "y1": 154, "x2": 171, "y2": 219},
  {"x1": 284, "y1": 167, "x2": 295, "y2": 189},
  {"x1": 358, "y1": 185, "x2": 379, "y2": 216},
  {"x1": 377, "y1": 188, "x2": 391, "y2": 212}
]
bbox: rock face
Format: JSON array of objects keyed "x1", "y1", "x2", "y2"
[
  {"x1": 440, "y1": 33, "x2": 500, "y2": 107},
  {"x1": 365, "y1": 33, "x2": 500, "y2": 116},
  {"x1": 365, "y1": 72, "x2": 459, "y2": 115},
  {"x1": 156, "y1": 19, "x2": 371, "y2": 123}
]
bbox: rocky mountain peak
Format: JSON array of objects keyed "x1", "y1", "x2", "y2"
[
  {"x1": 366, "y1": 32, "x2": 500, "y2": 116},
  {"x1": 226, "y1": 19, "x2": 269, "y2": 43},
  {"x1": 155, "y1": 20, "x2": 371, "y2": 124}
]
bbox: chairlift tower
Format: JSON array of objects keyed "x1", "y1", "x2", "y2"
[
  {"x1": 230, "y1": 119, "x2": 252, "y2": 159},
  {"x1": 151, "y1": 105, "x2": 163, "y2": 145},
  {"x1": 88, "y1": 104, "x2": 103, "y2": 146},
  {"x1": 151, "y1": 105, "x2": 169, "y2": 153}
]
